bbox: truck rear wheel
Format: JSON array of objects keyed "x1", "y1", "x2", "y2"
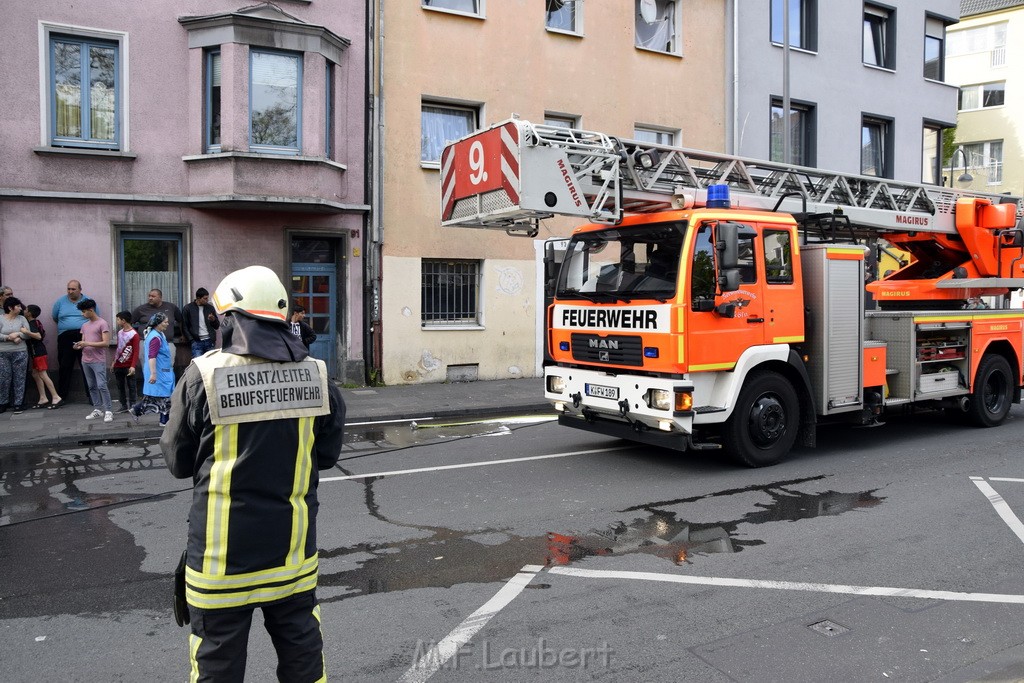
[
  {"x1": 723, "y1": 370, "x2": 799, "y2": 467},
  {"x1": 968, "y1": 354, "x2": 1013, "y2": 427}
]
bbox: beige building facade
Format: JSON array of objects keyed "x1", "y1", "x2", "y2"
[
  {"x1": 946, "y1": 0, "x2": 1024, "y2": 195},
  {"x1": 371, "y1": 0, "x2": 727, "y2": 385}
]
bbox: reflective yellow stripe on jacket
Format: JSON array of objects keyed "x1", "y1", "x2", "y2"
[{"x1": 187, "y1": 416, "x2": 320, "y2": 610}]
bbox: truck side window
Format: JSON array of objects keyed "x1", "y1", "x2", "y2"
[
  {"x1": 763, "y1": 229, "x2": 794, "y2": 284},
  {"x1": 737, "y1": 231, "x2": 757, "y2": 283},
  {"x1": 691, "y1": 225, "x2": 716, "y2": 305}
]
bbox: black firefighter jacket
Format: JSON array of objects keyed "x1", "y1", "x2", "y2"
[{"x1": 160, "y1": 315, "x2": 345, "y2": 611}]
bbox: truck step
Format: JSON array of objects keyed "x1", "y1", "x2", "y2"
[
  {"x1": 885, "y1": 368, "x2": 900, "y2": 375},
  {"x1": 694, "y1": 405, "x2": 726, "y2": 414},
  {"x1": 884, "y1": 397, "x2": 913, "y2": 406}
]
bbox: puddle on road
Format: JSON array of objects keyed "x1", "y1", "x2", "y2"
[
  {"x1": 0, "y1": 441, "x2": 167, "y2": 524},
  {"x1": 318, "y1": 475, "x2": 884, "y2": 602}
]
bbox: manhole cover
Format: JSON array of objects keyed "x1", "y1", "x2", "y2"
[{"x1": 808, "y1": 620, "x2": 849, "y2": 637}]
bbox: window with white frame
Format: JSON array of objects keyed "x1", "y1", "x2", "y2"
[
  {"x1": 770, "y1": 0, "x2": 817, "y2": 51},
  {"x1": 422, "y1": 259, "x2": 481, "y2": 326},
  {"x1": 923, "y1": 16, "x2": 948, "y2": 80},
  {"x1": 863, "y1": 4, "x2": 895, "y2": 69},
  {"x1": 47, "y1": 32, "x2": 123, "y2": 149},
  {"x1": 421, "y1": 102, "x2": 478, "y2": 164},
  {"x1": 205, "y1": 50, "x2": 221, "y2": 153},
  {"x1": 635, "y1": 0, "x2": 679, "y2": 55},
  {"x1": 250, "y1": 50, "x2": 302, "y2": 154},
  {"x1": 546, "y1": 0, "x2": 580, "y2": 33},
  {"x1": 959, "y1": 82, "x2": 1005, "y2": 111},
  {"x1": 633, "y1": 126, "x2": 677, "y2": 146},
  {"x1": 921, "y1": 124, "x2": 942, "y2": 185},
  {"x1": 770, "y1": 98, "x2": 815, "y2": 166},
  {"x1": 861, "y1": 115, "x2": 892, "y2": 178},
  {"x1": 958, "y1": 141, "x2": 1003, "y2": 185},
  {"x1": 948, "y1": 21, "x2": 1006, "y2": 66},
  {"x1": 422, "y1": 0, "x2": 480, "y2": 16}
]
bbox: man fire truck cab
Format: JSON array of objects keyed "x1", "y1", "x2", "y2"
[{"x1": 440, "y1": 118, "x2": 1024, "y2": 467}]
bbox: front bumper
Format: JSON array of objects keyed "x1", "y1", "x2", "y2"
[{"x1": 544, "y1": 366, "x2": 694, "y2": 436}]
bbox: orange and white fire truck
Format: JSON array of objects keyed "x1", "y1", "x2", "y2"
[{"x1": 440, "y1": 119, "x2": 1024, "y2": 466}]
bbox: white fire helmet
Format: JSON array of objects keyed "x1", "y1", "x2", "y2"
[{"x1": 212, "y1": 265, "x2": 289, "y2": 323}]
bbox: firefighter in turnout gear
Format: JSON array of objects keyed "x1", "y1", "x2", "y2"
[{"x1": 160, "y1": 265, "x2": 345, "y2": 682}]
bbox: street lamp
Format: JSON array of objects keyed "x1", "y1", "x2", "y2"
[{"x1": 949, "y1": 147, "x2": 973, "y2": 187}]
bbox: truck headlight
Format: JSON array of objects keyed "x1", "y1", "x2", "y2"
[
  {"x1": 547, "y1": 375, "x2": 566, "y2": 394},
  {"x1": 646, "y1": 388, "x2": 671, "y2": 410},
  {"x1": 646, "y1": 389, "x2": 693, "y2": 412}
]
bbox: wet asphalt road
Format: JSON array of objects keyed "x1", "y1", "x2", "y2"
[{"x1": 3, "y1": 410, "x2": 1024, "y2": 681}]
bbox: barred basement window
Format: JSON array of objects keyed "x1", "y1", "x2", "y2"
[{"x1": 422, "y1": 259, "x2": 481, "y2": 326}]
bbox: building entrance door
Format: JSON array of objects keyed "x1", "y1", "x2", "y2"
[{"x1": 292, "y1": 261, "x2": 336, "y2": 376}]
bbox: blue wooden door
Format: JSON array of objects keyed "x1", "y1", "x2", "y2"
[{"x1": 291, "y1": 264, "x2": 335, "y2": 376}]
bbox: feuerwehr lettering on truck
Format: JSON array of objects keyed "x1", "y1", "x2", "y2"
[{"x1": 553, "y1": 304, "x2": 671, "y2": 333}]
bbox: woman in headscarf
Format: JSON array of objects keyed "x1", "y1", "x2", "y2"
[{"x1": 130, "y1": 311, "x2": 174, "y2": 425}]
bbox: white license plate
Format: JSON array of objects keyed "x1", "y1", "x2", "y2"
[{"x1": 585, "y1": 383, "x2": 619, "y2": 400}]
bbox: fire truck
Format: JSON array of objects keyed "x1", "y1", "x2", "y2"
[{"x1": 440, "y1": 119, "x2": 1024, "y2": 466}]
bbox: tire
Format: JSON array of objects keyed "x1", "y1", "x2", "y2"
[
  {"x1": 968, "y1": 354, "x2": 1013, "y2": 427},
  {"x1": 723, "y1": 370, "x2": 800, "y2": 467}
]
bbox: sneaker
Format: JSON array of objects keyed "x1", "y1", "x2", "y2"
[
  {"x1": 159, "y1": 414, "x2": 169, "y2": 427},
  {"x1": 104, "y1": 411, "x2": 114, "y2": 423},
  {"x1": 85, "y1": 409, "x2": 104, "y2": 420},
  {"x1": 12, "y1": 405, "x2": 26, "y2": 415},
  {"x1": 115, "y1": 407, "x2": 130, "y2": 414}
]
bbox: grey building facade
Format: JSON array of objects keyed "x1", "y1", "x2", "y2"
[{"x1": 729, "y1": 0, "x2": 961, "y2": 184}]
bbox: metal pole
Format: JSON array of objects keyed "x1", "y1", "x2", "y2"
[{"x1": 782, "y1": 0, "x2": 791, "y2": 165}]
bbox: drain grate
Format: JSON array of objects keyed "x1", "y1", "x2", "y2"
[{"x1": 808, "y1": 620, "x2": 849, "y2": 637}]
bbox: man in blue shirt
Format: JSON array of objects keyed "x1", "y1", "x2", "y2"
[{"x1": 51, "y1": 280, "x2": 94, "y2": 403}]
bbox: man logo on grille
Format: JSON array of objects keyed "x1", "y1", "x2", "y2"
[{"x1": 599, "y1": 351, "x2": 610, "y2": 362}]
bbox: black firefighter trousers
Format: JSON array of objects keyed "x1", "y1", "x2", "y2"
[{"x1": 187, "y1": 591, "x2": 325, "y2": 683}]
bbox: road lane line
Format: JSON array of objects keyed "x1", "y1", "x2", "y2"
[
  {"x1": 988, "y1": 477, "x2": 1024, "y2": 483},
  {"x1": 971, "y1": 477, "x2": 1024, "y2": 545},
  {"x1": 398, "y1": 565, "x2": 543, "y2": 683},
  {"x1": 548, "y1": 567, "x2": 1024, "y2": 604},
  {"x1": 322, "y1": 446, "x2": 628, "y2": 482}
]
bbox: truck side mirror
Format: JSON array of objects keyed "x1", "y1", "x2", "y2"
[
  {"x1": 719, "y1": 268, "x2": 740, "y2": 293},
  {"x1": 715, "y1": 222, "x2": 741, "y2": 292},
  {"x1": 716, "y1": 222, "x2": 739, "y2": 270}
]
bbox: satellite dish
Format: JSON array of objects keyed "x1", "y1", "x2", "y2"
[
  {"x1": 640, "y1": 0, "x2": 658, "y2": 23},
  {"x1": 546, "y1": 0, "x2": 565, "y2": 12}
]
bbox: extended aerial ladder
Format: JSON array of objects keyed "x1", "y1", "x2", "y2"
[
  {"x1": 441, "y1": 118, "x2": 1024, "y2": 300},
  {"x1": 442, "y1": 117, "x2": 1020, "y2": 236}
]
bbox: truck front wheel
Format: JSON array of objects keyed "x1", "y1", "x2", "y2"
[
  {"x1": 723, "y1": 370, "x2": 799, "y2": 467},
  {"x1": 968, "y1": 354, "x2": 1013, "y2": 427}
]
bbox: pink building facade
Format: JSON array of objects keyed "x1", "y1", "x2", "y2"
[{"x1": 0, "y1": 1, "x2": 368, "y2": 383}]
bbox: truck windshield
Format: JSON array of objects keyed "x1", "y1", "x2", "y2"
[{"x1": 555, "y1": 222, "x2": 686, "y2": 301}]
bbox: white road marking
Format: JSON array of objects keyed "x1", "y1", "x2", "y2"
[
  {"x1": 322, "y1": 446, "x2": 628, "y2": 482},
  {"x1": 988, "y1": 477, "x2": 1024, "y2": 483},
  {"x1": 970, "y1": 477, "x2": 1024, "y2": 545},
  {"x1": 548, "y1": 567, "x2": 1024, "y2": 604},
  {"x1": 398, "y1": 565, "x2": 541, "y2": 683}
]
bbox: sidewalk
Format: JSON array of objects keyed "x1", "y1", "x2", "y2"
[{"x1": 0, "y1": 377, "x2": 550, "y2": 450}]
